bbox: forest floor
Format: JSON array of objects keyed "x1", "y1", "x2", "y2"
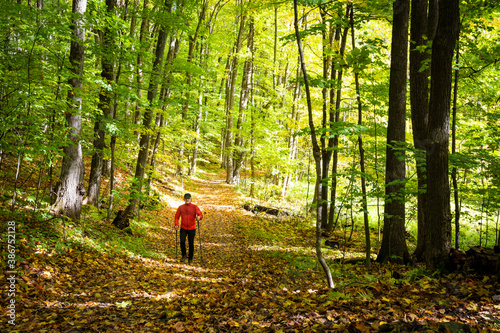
[{"x1": 1, "y1": 167, "x2": 500, "y2": 332}]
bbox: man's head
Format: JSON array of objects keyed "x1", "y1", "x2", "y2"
[{"x1": 184, "y1": 193, "x2": 192, "y2": 204}]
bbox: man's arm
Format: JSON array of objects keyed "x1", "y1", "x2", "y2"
[
  {"x1": 195, "y1": 205, "x2": 203, "y2": 221},
  {"x1": 174, "y1": 207, "x2": 181, "y2": 228}
]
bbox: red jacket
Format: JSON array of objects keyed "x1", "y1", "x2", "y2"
[{"x1": 175, "y1": 203, "x2": 203, "y2": 230}]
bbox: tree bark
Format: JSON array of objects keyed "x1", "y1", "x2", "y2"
[
  {"x1": 452, "y1": 41, "x2": 460, "y2": 250},
  {"x1": 424, "y1": 0, "x2": 460, "y2": 270},
  {"x1": 376, "y1": 0, "x2": 411, "y2": 264},
  {"x1": 52, "y1": 0, "x2": 88, "y2": 221},
  {"x1": 410, "y1": 0, "x2": 438, "y2": 262}
]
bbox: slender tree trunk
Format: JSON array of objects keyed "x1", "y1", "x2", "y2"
[
  {"x1": 180, "y1": 0, "x2": 208, "y2": 176},
  {"x1": 327, "y1": 6, "x2": 349, "y2": 231},
  {"x1": 351, "y1": 7, "x2": 371, "y2": 266},
  {"x1": 233, "y1": 18, "x2": 254, "y2": 183},
  {"x1": 52, "y1": 0, "x2": 88, "y2": 221},
  {"x1": 319, "y1": 6, "x2": 334, "y2": 230},
  {"x1": 123, "y1": 0, "x2": 172, "y2": 219},
  {"x1": 376, "y1": 0, "x2": 411, "y2": 264},
  {"x1": 190, "y1": 91, "x2": 203, "y2": 175},
  {"x1": 452, "y1": 41, "x2": 460, "y2": 250},
  {"x1": 423, "y1": 0, "x2": 460, "y2": 270},
  {"x1": 87, "y1": 0, "x2": 117, "y2": 207},
  {"x1": 282, "y1": 57, "x2": 302, "y2": 198},
  {"x1": 225, "y1": 11, "x2": 246, "y2": 184},
  {"x1": 133, "y1": 0, "x2": 149, "y2": 141},
  {"x1": 294, "y1": 0, "x2": 334, "y2": 289}
]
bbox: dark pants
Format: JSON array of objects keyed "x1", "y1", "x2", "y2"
[{"x1": 180, "y1": 228, "x2": 196, "y2": 259}]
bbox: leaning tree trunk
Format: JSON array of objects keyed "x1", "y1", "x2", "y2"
[
  {"x1": 376, "y1": 0, "x2": 411, "y2": 264},
  {"x1": 423, "y1": 0, "x2": 460, "y2": 270},
  {"x1": 87, "y1": 0, "x2": 116, "y2": 207},
  {"x1": 294, "y1": 0, "x2": 334, "y2": 289}
]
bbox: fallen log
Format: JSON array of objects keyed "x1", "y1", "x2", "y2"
[
  {"x1": 243, "y1": 204, "x2": 292, "y2": 216},
  {"x1": 465, "y1": 246, "x2": 500, "y2": 275}
]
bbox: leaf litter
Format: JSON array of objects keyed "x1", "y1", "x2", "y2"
[{"x1": 1, "y1": 173, "x2": 499, "y2": 332}]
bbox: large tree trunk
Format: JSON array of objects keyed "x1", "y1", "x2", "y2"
[
  {"x1": 410, "y1": 0, "x2": 438, "y2": 262},
  {"x1": 376, "y1": 0, "x2": 411, "y2": 264},
  {"x1": 87, "y1": 0, "x2": 116, "y2": 207},
  {"x1": 423, "y1": 0, "x2": 460, "y2": 270},
  {"x1": 52, "y1": 0, "x2": 87, "y2": 221}
]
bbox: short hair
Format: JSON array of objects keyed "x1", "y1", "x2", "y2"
[{"x1": 184, "y1": 193, "x2": 192, "y2": 199}]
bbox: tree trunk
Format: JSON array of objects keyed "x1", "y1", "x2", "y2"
[
  {"x1": 452, "y1": 41, "x2": 460, "y2": 250},
  {"x1": 424, "y1": 0, "x2": 460, "y2": 270},
  {"x1": 52, "y1": 0, "x2": 87, "y2": 221},
  {"x1": 233, "y1": 18, "x2": 254, "y2": 183},
  {"x1": 225, "y1": 11, "x2": 246, "y2": 184},
  {"x1": 319, "y1": 6, "x2": 334, "y2": 230},
  {"x1": 351, "y1": 7, "x2": 371, "y2": 266},
  {"x1": 376, "y1": 0, "x2": 411, "y2": 264},
  {"x1": 327, "y1": 6, "x2": 349, "y2": 231},
  {"x1": 122, "y1": 0, "x2": 171, "y2": 219},
  {"x1": 87, "y1": 0, "x2": 116, "y2": 207},
  {"x1": 294, "y1": 0, "x2": 334, "y2": 289},
  {"x1": 410, "y1": 0, "x2": 438, "y2": 262},
  {"x1": 190, "y1": 91, "x2": 203, "y2": 176},
  {"x1": 133, "y1": 0, "x2": 150, "y2": 141}
]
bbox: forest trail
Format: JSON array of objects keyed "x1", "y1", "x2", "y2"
[
  {"x1": 5, "y1": 170, "x2": 318, "y2": 332},
  {"x1": 3, "y1": 170, "x2": 499, "y2": 332}
]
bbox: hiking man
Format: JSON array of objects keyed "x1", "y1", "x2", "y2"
[{"x1": 174, "y1": 193, "x2": 203, "y2": 263}]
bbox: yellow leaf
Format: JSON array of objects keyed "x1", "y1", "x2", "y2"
[{"x1": 116, "y1": 301, "x2": 131, "y2": 308}]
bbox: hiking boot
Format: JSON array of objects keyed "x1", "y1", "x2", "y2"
[
  {"x1": 188, "y1": 258, "x2": 193, "y2": 264},
  {"x1": 180, "y1": 255, "x2": 187, "y2": 263}
]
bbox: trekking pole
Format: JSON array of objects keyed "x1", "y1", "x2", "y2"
[
  {"x1": 198, "y1": 219, "x2": 202, "y2": 263},
  {"x1": 175, "y1": 227, "x2": 178, "y2": 259}
]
